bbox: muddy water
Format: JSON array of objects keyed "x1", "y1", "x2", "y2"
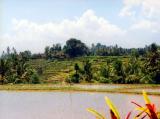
[{"x1": 0, "y1": 91, "x2": 159, "y2": 119}]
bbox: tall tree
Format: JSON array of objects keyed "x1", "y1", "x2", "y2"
[
  {"x1": 145, "y1": 43, "x2": 160, "y2": 83},
  {"x1": 84, "y1": 60, "x2": 92, "y2": 82},
  {"x1": 74, "y1": 63, "x2": 80, "y2": 75},
  {"x1": 0, "y1": 59, "x2": 9, "y2": 84},
  {"x1": 113, "y1": 59, "x2": 125, "y2": 83},
  {"x1": 64, "y1": 38, "x2": 89, "y2": 57},
  {"x1": 0, "y1": 47, "x2": 40, "y2": 84},
  {"x1": 20, "y1": 50, "x2": 32, "y2": 61},
  {"x1": 44, "y1": 46, "x2": 51, "y2": 59}
]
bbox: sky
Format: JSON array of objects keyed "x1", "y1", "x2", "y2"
[{"x1": 0, "y1": 0, "x2": 160, "y2": 53}]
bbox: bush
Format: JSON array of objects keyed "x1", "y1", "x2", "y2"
[
  {"x1": 99, "y1": 77, "x2": 111, "y2": 83},
  {"x1": 66, "y1": 73, "x2": 80, "y2": 83},
  {"x1": 37, "y1": 66, "x2": 43, "y2": 75},
  {"x1": 125, "y1": 75, "x2": 140, "y2": 84},
  {"x1": 92, "y1": 72, "x2": 99, "y2": 81},
  {"x1": 140, "y1": 75, "x2": 154, "y2": 84},
  {"x1": 14, "y1": 78, "x2": 23, "y2": 84},
  {"x1": 100, "y1": 66, "x2": 110, "y2": 78},
  {"x1": 70, "y1": 73, "x2": 80, "y2": 83},
  {"x1": 30, "y1": 72, "x2": 40, "y2": 84},
  {"x1": 65, "y1": 77, "x2": 71, "y2": 83},
  {"x1": 6, "y1": 74, "x2": 17, "y2": 83},
  {"x1": 112, "y1": 75, "x2": 123, "y2": 83},
  {"x1": 25, "y1": 69, "x2": 40, "y2": 84},
  {"x1": 84, "y1": 60, "x2": 92, "y2": 82}
]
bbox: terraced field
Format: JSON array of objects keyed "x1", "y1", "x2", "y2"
[{"x1": 28, "y1": 56, "x2": 130, "y2": 83}]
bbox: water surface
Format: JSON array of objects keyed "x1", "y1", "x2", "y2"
[{"x1": 0, "y1": 91, "x2": 159, "y2": 119}]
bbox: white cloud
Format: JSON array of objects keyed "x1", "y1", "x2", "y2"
[
  {"x1": 118, "y1": 0, "x2": 160, "y2": 47},
  {"x1": 130, "y1": 20, "x2": 160, "y2": 33},
  {"x1": 141, "y1": 0, "x2": 160, "y2": 19},
  {"x1": 119, "y1": 6, "x2": 135, "y2": 17},
  {"x1": 119, "y1": 0, "x2": 160, "y2": 19},
  {"x1": 0, "y1": 9, "x2": 125, "y2": 53},
  {"x1": 0, "y1": 9, "x2": 160, "y2": 54}
]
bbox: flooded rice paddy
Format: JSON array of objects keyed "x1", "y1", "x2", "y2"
[{"x1": 0, "y1": 91, "x2": 160, "y2": 119}]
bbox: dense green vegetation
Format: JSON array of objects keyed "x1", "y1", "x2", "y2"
[
  {"x1": 0, "y1": 48, "x2": 40, "y2": 84},
  {"x1": 0, "y1": 38, "x2": 160, "y2": 84}
]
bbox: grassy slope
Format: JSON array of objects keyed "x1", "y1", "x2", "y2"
[
  {"x1": 1, "y1": 56, "x2": 159, "y2": 94},
  {"x1": 28, "y1": 56, "x2": 129, "y2": 83}
]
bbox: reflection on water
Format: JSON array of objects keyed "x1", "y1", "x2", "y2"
[{"x1": 0, "y1": 91, "x2": 159, "y2": 119}]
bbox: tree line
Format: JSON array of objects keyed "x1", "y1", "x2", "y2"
[
  {"x1": 0, "y1": 47, "x2": 39, "y2": 84},
  {"x1": 0, "y1": 38, "x2": 160, "y2": 84},
  {"x1": 66, "y1": 43, "x2": 160, "y2": 84},
  {"x1": 43, "y1": 38, "x2": 154, "y2": 60},
  {"x1": 42, "y1": 38, "x2": 160, "y2": 84}
]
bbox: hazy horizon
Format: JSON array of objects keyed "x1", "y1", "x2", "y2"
[{"x1": 0, "y1": 0, "x2": 160, "y2": 53}]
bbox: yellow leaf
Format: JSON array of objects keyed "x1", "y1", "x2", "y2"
[
  {"x1": 135, "y1": 106, "x2": 150, "y2": 115},
  {"x1": 143, "y1": 90, "x2": 151, "y2": 104},
  {"x1": 157, "y1": 112, "x2": 160, "y2": 119},
  {"x1": 105, "y1": 96, "x2": 120, "y2": 119},
  {"x1": 135, "y1": 107, "x2": 146, "y2": 111},
  {"x1": 87, "y1": 108, "x2": 106, "y2": 119}
]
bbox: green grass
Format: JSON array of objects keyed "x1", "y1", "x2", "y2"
[
  {"x1": 28, "y1": 56, "x2": 132, "y2": 83},
  {"x1": 0, "y1": 84, "x2": 160, "y2": 95}
]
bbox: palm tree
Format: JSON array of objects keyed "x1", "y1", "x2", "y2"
[
  {"x1": 84, "y1": 60, "x2": 92, "y2": 82},
  {"x1": 0, "y1": 59, "x2": 9, "y2": 84},
  {"x1": 145, "y1": 43, "x2": 160, "y2": 83},
  {"x1": 113, "y1": 59, "x2": 125, "y2": 83}
]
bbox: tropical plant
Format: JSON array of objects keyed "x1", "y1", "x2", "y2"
[
  {"x1": 87, "y1": 91, "x2": 160, "y2": 119},
  {"x1": 100, "y1": 66, "x2": 110, "y2": 79},
  {"x1": 112, "y1": 59, "x2": 125, "y2": 83},
  {"x1": 74, "y1": 63, "x2": 80, "y2": 75},
  {"x1": 0, "y1": 47, "x2": 40, "y2": 84},
  {"x1": 0, "y1": 59, "x2": 10, "y2": 84},
  {"x1": 144, "y1": 43, "x2": 160, "y2": 84},
  {"x1": 84, "y1": 60, "x2": 93, "y2": 82},
  {"x1": 44, "y1": 46, "x2": 51, "y2": 60}
]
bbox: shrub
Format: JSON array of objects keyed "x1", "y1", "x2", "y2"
[
  {"x1": 140, "y1": 75, "x2": 154, "y2": 84},
  {"x1": 65, "y1": 77, "x2": 71, "y2": 83},
  {"x1": 112, "y1": 75, "x2": 123, "y2": 84},
  {"x1": 125, "y1": 75, "x2": 140, "y2": 84},
  {"x1": 14, "y1": 78, "x2": 23, "y2": 84},
  {"x1": 66, "y1": 73, "x2": 80, "y2": 83},
  {"x1": 30, "y1": 72, "x2": 40, "y2": 84},
  {"x1": 6, "y1": 74, "x2": 17, "y2": 83},
  {"x1": 99, "y1": 77, "x2": 111, "y2": 83},
  {"x1": 84, "y1": 60, "x2": 93, "y2": 82},
  {"x1": 92, "y1": 72, "x2": 99, "y2": 81},
  {"x1": 71, "y1": 73, "x2": 80, "y2": 83},
  {"x1": 25, "y1": 69, "x2": 40, "y2": 84},
  {"x1": 100, "y1": 66, "x2": 110, "y2": 78}
]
